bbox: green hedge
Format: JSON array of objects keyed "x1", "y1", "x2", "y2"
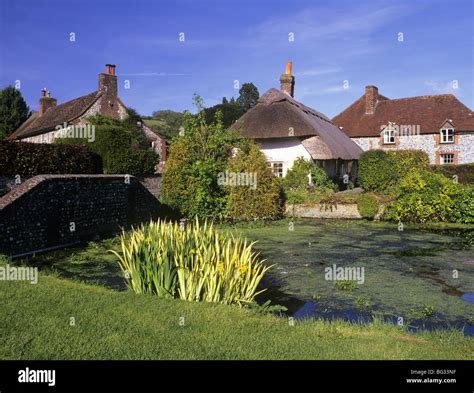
[
  {"x1": 56, "y1": 124, "x2": 157, "y2": 175},
  {"x1": 357, "y1": 193, "x2": 379, "y2": 220},
  {"x1": 225, "y1": 143, "x2": 282, "y2": 220},
  {"x1": 0, "y1": 141, "x2": 102, "y2": 176},
  {"x1": 432, "y1": 164, "x2": 474, "y2": 185},
  {"x1": 385, "y1": 169, "x2": 473, "y2": 223},
  {"x1": 358, "y1": 150, "x2": 430, "y2": 194}
]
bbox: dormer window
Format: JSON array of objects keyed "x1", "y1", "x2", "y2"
[
  {"x1": 440, "y1": 128, "x2": 454, "y2": 143},
  {"x1": 383, "y1": 129, "x2": 396, "y2": 144}
]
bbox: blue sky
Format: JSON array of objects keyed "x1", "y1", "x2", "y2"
[{"x1": 0, "y1": 0, "x2": 472, "y2": 117}]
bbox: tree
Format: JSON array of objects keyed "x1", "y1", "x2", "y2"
[
  {"x1": 203, "y1": 82, "x2": 259, "y2": 129},
  {"x1": 0, "y1": 86, "x2": 30, "y2": 140},
  {"x1": 204, "y1": 101, "x2": 246, "y2": 129},
  {"x1": 161, "y1": 95, "x2": 240, "y2": 219},
  {"x1": 236, "y1": 83, "x2": 259, "y2": 110}
]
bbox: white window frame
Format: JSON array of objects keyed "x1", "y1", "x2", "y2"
[
  {"x1": 440, "y1": 128, "x2": 454, "y2": 144},
  {"x1": 383, "y1": 129, "x2": 396, "y2": 144},
  {"x1": 440, "y1": 153, "x2": 454, "y2": 165},
  {"x1": 268, "y1": 161, "x2": 284, "y2": 177}
]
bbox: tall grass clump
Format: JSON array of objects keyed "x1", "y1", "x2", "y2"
[{"x1": 110, "y1": 219, "x2": 271, "y2": 305}]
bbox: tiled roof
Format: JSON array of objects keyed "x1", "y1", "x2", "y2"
[
  {"x1": 229, "y1": 88, "x2": 362, "y2": 160},
  {"x1": 332, "y1": 93, "x2": 474, "y2": 137},
  {"x1": 9, "y1": 91, "x2": 100, "y2": 140}
]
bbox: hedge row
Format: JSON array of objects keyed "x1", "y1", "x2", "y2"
[
  {"x1": 358, "y1": 150, "x2": 430, "y2": 194},
  {"x1": 431, "y1": 164, "x2": 474, "y2": 185},
  {"x1": 0, "y1": 141, "x2": 103, "y2": 177}
]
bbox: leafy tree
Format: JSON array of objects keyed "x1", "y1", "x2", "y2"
[
  {"x1": 204, "y1": 101, "x2": 246, "y2": 129},
  {"x1": 161, "y1": 95, "x2": 241, "y2": 219},
  {"x1": 0, "y1": 86, "x2": 30, "y2": 140},
  {"x1": 236, "y1": 83, "x2": 259, "y2": 110},
  {"x1": 203, "y1": 82, "x2": 260, "y2": 129}
]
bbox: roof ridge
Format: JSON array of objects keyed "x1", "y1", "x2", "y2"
[{"x1": 385, "y1": 93, "x2": 455, "y2": 102}]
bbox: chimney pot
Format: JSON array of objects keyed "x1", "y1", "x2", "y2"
[
  {"x1": 280, "y1": 61, "x2": 295, "y2": 97},
  {"x1": 105, "y1": 64, "x2": 116, "y2": 75},
  {"x1": 365, "y1": 85, "x2": 379, "y2": 114}
]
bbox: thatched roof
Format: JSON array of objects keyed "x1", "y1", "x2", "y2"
[
  {"x1": 9, "y1": 91, "x2": 101, "y2": 140},
  {"x1": 333, "y1": 93, "x2": 474, "y2": 137},
  {"x1": 230, "y1": 88, "x2": 362, "y2": 160}
]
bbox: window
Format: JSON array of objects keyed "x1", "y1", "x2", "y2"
[
  {"x1": 440, "y1": 154, "x2": 454, "y2": 165},
  {"x1": 268, "y1": 162, "x2": 283, "y2": 177},
  {"x1": 440, "y1": 128, "x2": 454, "y2": 143},
  {"x1": 383, "y1": 129, "x2": 396, "y2": 144}
]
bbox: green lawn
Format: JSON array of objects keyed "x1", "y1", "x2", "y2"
[{"x1": 0, "y1": 267, "x2": 472, "y2": 360}]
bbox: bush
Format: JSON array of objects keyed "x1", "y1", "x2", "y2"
[
  {"x1": 451, "y1": 186, "x2": 474, "y2": 223},
  {"x1": 283, "y1": 157, "x2": 336, "y2": 204},
  {"x1": 110, "y1": 219, "x2": 270, "y2": 305},
  {"x1": 56, "y1": 123, "x2": 157, "y2": 175},
  {"x1": 357, "y1": 193, "x2": 379, "y2": 220},
  {"x1": 358, "y1": 150, "x2": 430, "y2": 195},
  {"x1": 225, "y1": 143, "x2": 282, "y2": 220},
  {"x1": 161, "y1": 98, "x2": 240, "y2": 219},
  {"x1": 432, "y1": 164, "x2": 474, "y2": 185},
  {"x1": 0, "y1": 140, "x2": 102, "y2": 176},
  {"x1": 386, "y1": 169, "x2": 463, "y2": 223}
]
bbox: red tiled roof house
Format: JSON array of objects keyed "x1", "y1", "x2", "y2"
[{"x1": 332, "y1": 86, "x2": 474, "y2": 165}]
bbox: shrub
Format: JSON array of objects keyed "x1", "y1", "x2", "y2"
[
  {"x1": 386, "y1": 169, "x2": 463, "y2": 223},
  {"x1": 358, "y1": 150, "x2": 429, "y2": 195},
  {"x1": 283, "y1": 157, "x2": 336, "y2": 204},
  {"x1": 357, "y1": 193, "x2": 379, "y2": 220},
  {"x1": 225, "y1": 143, "x2": 282, "y2": 220},
  {"x1": 432, "y1": 164, "x2": 474, "y2": 185},
  {"x1": 110, "y1": 219, "x2": 271, "y2": 305},
  {"x1": 56, "y1": 124, "x2": 157, "y2": 175},
  {"x1": 161, "y1": 98, "x2": 240, "y2": 219},
  {"x1": 0, "y1": 140, "x2": 102, "y2": 176},
  {"x1": 451, "y1": 186, "x2": 474, "y2": 224}
]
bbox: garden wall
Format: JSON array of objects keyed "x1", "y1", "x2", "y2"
[
  {"x1": 286, "y1": 203, "x2": 362, "y2": 219},
  {"x1": 0, "y1": 175, "x2": 161, "y2": 257}
]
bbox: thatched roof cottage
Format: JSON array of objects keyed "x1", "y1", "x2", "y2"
[{"x1": 230, "y1": 62, "x2": 362, "y2": 181}]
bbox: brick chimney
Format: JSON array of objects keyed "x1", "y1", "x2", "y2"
[
  {"x1": 280, "y1": 61, "x2": 295, "y2": 97},
  {"x1": 365, "y1": 85, "x2": 378, "y2": 114},
  {"x1": 39, "y1": 88, "x2": 57, "y2": 116},
  {"x1": 98, "y1": 64, "x2": 117, "y2": 99}
]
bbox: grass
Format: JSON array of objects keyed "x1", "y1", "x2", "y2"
[{"x1": 0, "y1": 268, "x2": 472, "y2": 360}]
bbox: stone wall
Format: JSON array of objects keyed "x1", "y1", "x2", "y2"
[
  {"x1": 0, "y1": 175, "x2": 161, "y2": 257},
  {"x1": 286, "y1": 203, "x2": 363, "y2": 219},
  {"x1": 285, "y1": 203, "x2": 384, "y2": 219},
  {"x1": 351, "y1": 132, "x2": 474, "y2": 164}
]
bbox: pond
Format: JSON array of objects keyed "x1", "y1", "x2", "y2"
[{"x1": 236, "y1": 219, "x2": 474, "y2": 336}]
